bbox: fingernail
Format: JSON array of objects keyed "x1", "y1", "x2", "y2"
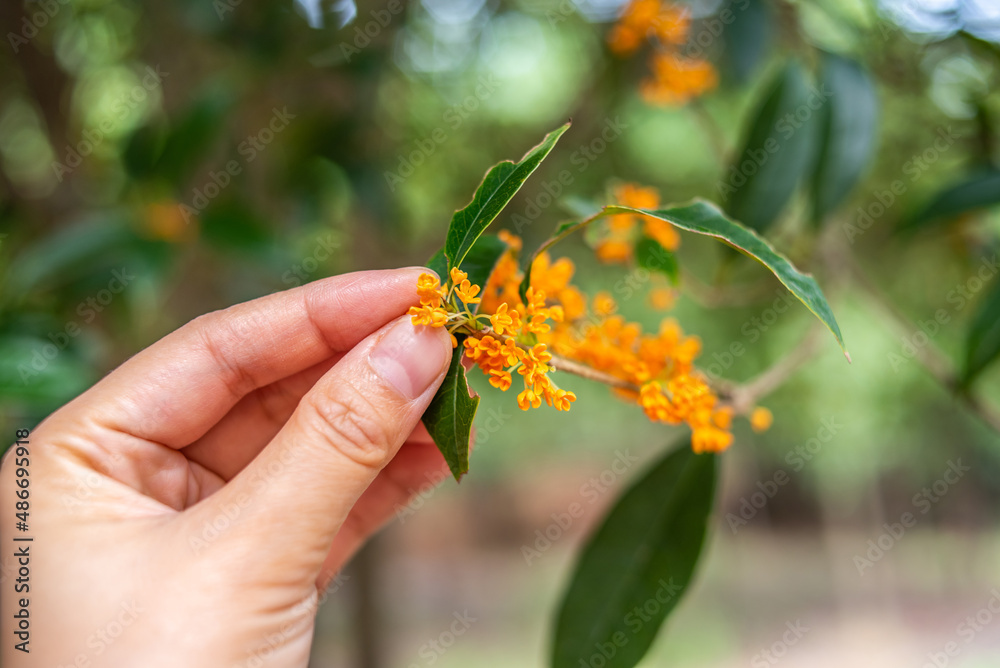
[{"x1": 370, "y1": 318, "x2": 451, "y2": 400}]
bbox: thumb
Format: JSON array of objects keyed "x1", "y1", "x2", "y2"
[{"x1": 193, "y1": 316, "x2": 452, "y2": 581}]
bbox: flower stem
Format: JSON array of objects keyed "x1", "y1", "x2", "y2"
[{"x1": 457, "y1": 323, "x2": 640, "y2": 391}]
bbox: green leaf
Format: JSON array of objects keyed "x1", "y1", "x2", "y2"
[
  {"x1": 904, "y1": 170, "x2": 1000, "y2": 230},
  {"x1": 720, "y1": 0, "x2": 772, "y2": 84},
  {"x1": 426, "y1": 234, "x2": 508, "y2": 313},
  {"x1": 457, "y1": 234, "x2": 508, "y2": 297},
  {"x1": 810, "y1": 53, "x2": 879, "y2": 223},
  {"x1": 426, "y1": 248, "x2": 447, "y2": 279},
  {"x1": 422, "y1": 338, "x2": 480, "y2": 482},
  {"x1": 635, "y1": 236, "x2": 679, "y2": 285},
  {"x1": 962, "y1": 278, "x2": 1000, "y2": 386},
  {"x1": 445, "y1": 123, "x2": 570, "y2": 270},
  {"x1": 551, "y1": 444, "x2": 717, "y2": 668},
  {"x1": 605, "y1": 200, "x2": 848, "y2": 355},
  {"x1": 724, "y1": 62, "x2": 820, "y2": 231},
  {"x1": 7, "y1": 216, "x2": 137, "y2": 295}
]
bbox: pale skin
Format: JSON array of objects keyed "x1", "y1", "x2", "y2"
[{"x1": 0, "y1": 268, "x2": 454, "y2": 667}]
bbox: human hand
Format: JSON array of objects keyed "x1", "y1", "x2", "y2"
[{"x1": 0, "y1": 268, "x2": 453, "y2": 667}]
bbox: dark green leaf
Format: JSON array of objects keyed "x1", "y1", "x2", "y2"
[
  {"x1": 445, "y1": 123, "x2": 570, "y2": 270},
  {"x1": 156, "y1": 91, "x2": 233, "y2": 185},
  {"x1": 605, "y1": 200, "x2": 848, "y2": 354},
  {"x1": 721, "y1": 0, "x2": 772, "y2": 84},
  {"x1": 724, "y1": 62, "x2": 820, "y2": 231},
  {"x1": 422, "y1": 338, "x2": 480, "y2": 482},
  {"x1": 426, "y1": 248, "x2": 448, "y2": 279},
  {"x1": 7, "y1": 216, "x2": 136, "y2": 294},
  {"x1": 457, "y1": 235, "x2": 508, "y2": 313},
  {"x1": 810, "y1": 53, "x2": 879, "y2": 222},
  {"x1": 199, "y1": 200, "x2": 274, "y2": 253},
  {"x1": 635, "y1": 236, "x2": 679, "y2": 285},
  {"x1": 962, "y1": 277, "x2": 1000, "y2": 386},
  {"x1": 551, "y1": 444, "x2": 717, "y2": 668},
  {"x1": 905, "y1": 170, "x2": 1000, "y2": 230}
]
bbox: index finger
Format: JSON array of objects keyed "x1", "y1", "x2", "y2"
[{"x1": 65, "y1": 267, "x2": 429, "y2": 448}]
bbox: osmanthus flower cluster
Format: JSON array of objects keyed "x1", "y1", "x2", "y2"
[
  {"x1": 410, "y1": 218, "x2": 774, "y2": 454},
  {"x1": 607, "y1": 0, "x2": 718, "y2": 106},
  {"x1": 411, "y1": 97, "x2": 846, "y2": 668}
]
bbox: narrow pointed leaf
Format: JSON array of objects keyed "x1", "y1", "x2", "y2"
[
  {"x1": 422, "y1": 339, "x2": 479, "y2": 482},
  {"x1": 904, "y1": 170, "x2": 1000, "y2": 231},
  {"x1": 445, "y1": 123, "x2": 570, "y2": 270},
  {"x1": 721, "y1": 0, "x2": 772, "y2": 83},
  {"x1": 724, "y1": 62, "x2": 820, "y2": 231},
  {"x1": 605, "y1": 200, "x2": 847, "y2": 354},
  {"x1": 810, "y1": 53, "x2": 879, "y2": 223},
  {"x1": 551, "y1": 444, "x2": 717, "y2": 668},
  {"x1": 962, "y1": 278, "x2": 1000, "y2": 386}
]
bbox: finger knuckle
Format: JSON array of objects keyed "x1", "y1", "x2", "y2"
[{"x1": 305, "y1": 390, "x2": 394, "y2": 470}]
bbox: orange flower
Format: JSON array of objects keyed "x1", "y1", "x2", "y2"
[
  {"x1": 417, "y1": 273, "x2": 446, "y2": 307},
  {"x1": 455, "y1": 280, "x2": 481, "y2": 305},
  {"x1": 644, "y1": 217, "x2": 680, "y2": 250},
  {"x1": 641, "y1": 53, "x2": 718, "y2": 107},
  {"x1": 649, "y1": 287, "x2": 675, "y2": 310},
  {"x1": 490, "y1": 302, "x2": 521, "y2": 336},
  {"x1": 592, "y1": 291, "x2": 617, "y2": 317},
  {"x1": 408, "y1": 304, "x2": 448, "y2": 327},
  {"x1": 408, "y1": 232, "x2": 745, "y2": 440},
  {"x1": 596, "y1": 239, "x2": 633, "y2": 264},
  {"x1": 488, "y1": 368, "x2": 512, "y2": 391},
  {"x1": 558, "y1": 287, "x2": 587, "y2": 321},
  {"x1": 750, "y1": 407, "x2": 773, "y2": 432},
  {"x1": 692, "y1": 426, "x2": 733, "y2": 454}
]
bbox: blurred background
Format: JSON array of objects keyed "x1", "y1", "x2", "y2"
[{"x1": 3, "y1": 0, "x2": 1000, "y2": 665}]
